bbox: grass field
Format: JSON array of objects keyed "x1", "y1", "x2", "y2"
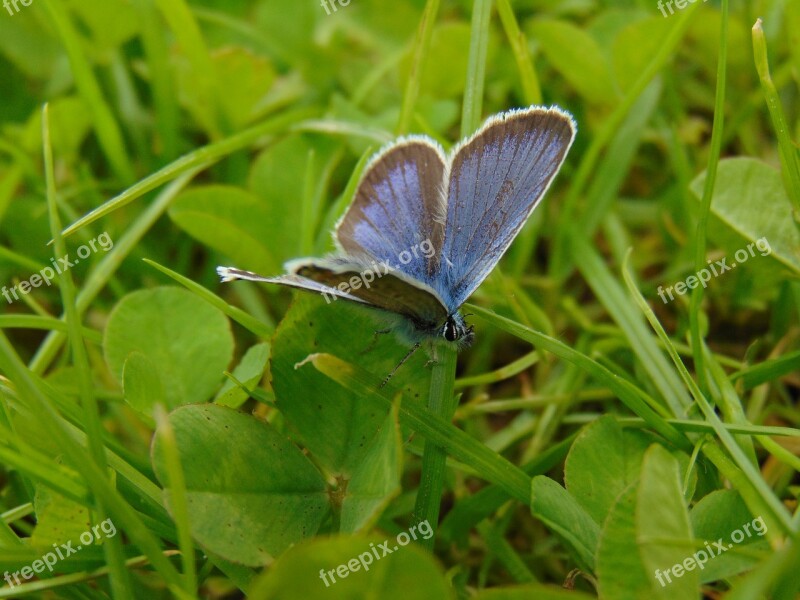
[{"x1": 0, "y1": 0, "x2": 799, "y2": 598}]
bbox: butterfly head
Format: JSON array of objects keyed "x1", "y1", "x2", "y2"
[{"x1": 442, "y1": 313, "x2": 474, "y2": 348}]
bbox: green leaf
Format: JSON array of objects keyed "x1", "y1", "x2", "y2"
[
  {"x1": 29, "y1": 483, "x2": 91, "y2": 552},
  {"x1": 612, "y1": 16, "x2": 673, "y2": 91},
  {"x1": 466, "y1": 303, "x2": 691, "y2": 452},
  {"x1": 171, "y1": 44, "x2": 276, "y2": 133},
  {"x1": 41, "y1": 0, "x2": 134, "y2": 182},
  {"x1": 596, "y1": 485, "x2": 655, "y2": 600},
  {"x1": 530, "y1": 475, "x2": 600, "y2": 571},
  {"x1": 247, "y1": 136, "x2": 324, "y2": 263},
  {"x1": 23, "y1": 96, "x2": 93, "y2": 160},
  {"x1": 339, "y1": 402, "x2": 402, "y2": 533},
  {"x1": 247, "y1": 535, "x2": 453, "y2": 599},
  {"x1": 401, "y1": 23, "x2": 473, "y2": 99},
  {"x1": 635, "y1": 445, "x2": 697, "y2": 599},
  {"x1": 144, "y1": 258, "x2": 273, "y2": 339},
  {"x1": 169, "y1": 185, "x2": 278, "y2": 276},
  {"x1": 252, "y1": 1, "x2": 319, "y2": 70},
  {"x1": 64, "y1": 0, "x2": 139, "y2": 52},
  {"x1": 0, "y1": 7, "x2": 61, "y2": 81},
  {"x1": 572, "y1": 237, "x2": 691, "y2": 417},
  {"x1": 122, "y1": 351, "x2": 165, "y2": 416},
  {"x1": 212, "y1": 47, "x2": 276, "y2": 129},
  {"x1": 731, "y1": 350, "x2": 800, "y2": 389},
  {"x1": 104, "y1": 287, "x2": 234, "y2": 408},
  {"x1": 151, "y1": 404, "x2": 329, "y2": 567},
  {"x1": 689, "y1": 490, "x2": 771, "y2": 583},
  {"x1": 528, "y1": 19, "x2": 618, "y2": 105},
  {"x1": 59, "y1": 107, "x2": 315, "y2": 239},
  {"x1": 689, "y1": 158, "x2": 800, "y2": 276},
  {"x1": 270, "y1": 294, "x2": 429, "y2": 475},
  {"x1": 306, "y1": 352, "x2": 531, "y2": 505},
  {"x1": 214, "y1": 342, "x2": 270, "y2": 408},
  {"x1": 564, "y1": 415, "x2": 652, "y2": 525},
  {"x1": 475, "y1": 584, "x2": 595, "y2": 599}
]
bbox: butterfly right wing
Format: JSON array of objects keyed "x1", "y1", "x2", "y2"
[{"x1": 439, "y1": 106, "x2": 576, "y2": 308}]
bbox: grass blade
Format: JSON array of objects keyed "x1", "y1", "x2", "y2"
[
  {"x1": 621, "y1": 249, "x2": 794, "y2": 536},
  {"x1": 752, "y1": 18, "x2": 800, "y2": 225},
  {"x1": 396, "y1": 0, "x2": 440, "y2": 135},
  {"x1": 60, "y1": 107, "x2": 316, "y2": 239},
  {"x1": 43, "y1": 105, "x2": 134, "y2": 599},
  {"x1": 144, "y1": 259, "x2": 273, "y2": 339},
  {"x1": 466, "y1": 303, "x2": 691, "y2": 452},
  {"x1": 308, "y1": 352, "x2": 531, "y2": 505},
  {"x1": 39, "y1": 2, "x2": 134, "y2": 183}
]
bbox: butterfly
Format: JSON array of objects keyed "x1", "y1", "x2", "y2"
[{"x1": 218, "y1": 105, "x2": 576, "y2": 383}]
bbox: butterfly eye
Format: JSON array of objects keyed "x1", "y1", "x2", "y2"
[{"x1": 443, "y1": 317, "x2": 459, "y2": 342}]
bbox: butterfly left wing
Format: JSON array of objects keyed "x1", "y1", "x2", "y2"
[
  {"x1": 218, "y1": 261, "x2": 450, "y2": 333},
  {"x1": 438, "y1": 106, "x2": 576, "y2": 308},
  {"x1": 335, "y1": 138, "x2": 447, "y2": 287},
  {"x1": 285, "y1": 258, "x2": 449, "y2": 332},
  {"x1": 217, "y1": 266, "x2": 369, "y2": 304}
]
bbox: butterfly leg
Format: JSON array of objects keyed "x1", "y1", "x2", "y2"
[
  {"x1": 360, "y1": 328, "x2": 392, "y2": 355},
  {"x1": 423, "y1": 342, "x2": 440, "y2": 369},
  {"x1": 380, "y1": 343, "x2": 421, "y2": 388}
]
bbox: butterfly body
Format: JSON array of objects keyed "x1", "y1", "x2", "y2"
[{"x1": 219, "y1": 105, "x2": 576, "y2": 355}]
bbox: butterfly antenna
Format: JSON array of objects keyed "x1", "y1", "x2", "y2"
[{"x1": 380, "y1": 343, "x2": 421, "y2": 388}]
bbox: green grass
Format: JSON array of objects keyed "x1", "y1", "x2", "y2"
[{"x1": 0, "y1": 0, "x2": 799, "y2": 598}]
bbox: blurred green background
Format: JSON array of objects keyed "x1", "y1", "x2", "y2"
[{"x1": 0, "y1": 0, "x2": 798, "y2": 598}]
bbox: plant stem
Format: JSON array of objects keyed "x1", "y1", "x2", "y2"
[
  {"x1": 461, "y1": 0, "x2": 492, "y2": 137},
  {"x1": 407, "y1": 0, "x2": 493, "y2": 550},
  {"x1": 397, "y1": 0, "x2": 440, "y2": 135},
  {"x1": 412, "y1": 345, "x2": 458, "y2": 549},
  {"x1": 689, "y1": 0, "x2": 728, "y2": 395},
  {"x1": 752, "y1": 18, "x2": 800, "y2": 227}
]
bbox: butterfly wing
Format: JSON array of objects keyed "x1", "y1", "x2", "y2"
[
  {"x1": 335, "y1": 138, "x2": 447, "y2": 287},
  {"x1": 217, "y1": 266, "x2": 369, "y2": 304},
  {"x1": 218, "y1": 261, "x2": 450, "y2": 333},
  {"x1": 220, "y1": 105, "x2": 574, "y2": 338},
  {"x1": 438, "y1": 106, "x2": 576, "y2": 309},
  {"x1": 285, "y1": 258, "x2": 449, "y2": 332}
]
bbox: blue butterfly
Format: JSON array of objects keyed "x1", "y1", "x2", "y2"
[{"x1": 219, "y1": 105, "x2": 576, "y2": 380}]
